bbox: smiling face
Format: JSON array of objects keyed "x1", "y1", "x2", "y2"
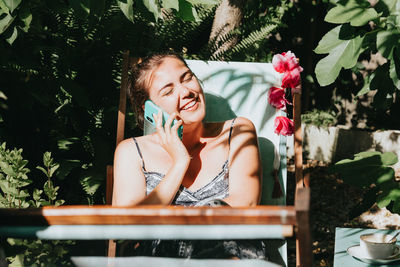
[{"x1": 146, "y1": 57, "x2": 206, "y2": 125}]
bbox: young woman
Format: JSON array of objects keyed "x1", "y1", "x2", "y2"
[{"x1": 112, "y1": 51, "x2": 266, "y2": 259}]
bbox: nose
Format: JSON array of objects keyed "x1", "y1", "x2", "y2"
[{"x1": 177, "y1": 83, "x2": 193, "y2": 98}]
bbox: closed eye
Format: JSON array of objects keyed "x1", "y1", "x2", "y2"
[
  {"x1": 162, "y1": 87, "x2": 173, "y2": 96},
  {"x1": 182, "y1": 71, "x2": 193, "y2": 83}
]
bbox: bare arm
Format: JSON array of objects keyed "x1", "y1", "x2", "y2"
[
  {"x1": 223, "y1": 117, "x2": 262, "y2": 207},
  {"x1": 112, "y1": 112, "x2": 190, "y2": 206}
]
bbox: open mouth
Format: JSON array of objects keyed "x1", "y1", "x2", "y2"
[{"x1": 180, "y1": 98, "x2": 198, "y2": 111}]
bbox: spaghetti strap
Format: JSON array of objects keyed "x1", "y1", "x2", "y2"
[
  {"x1": 132, "y1": 137, "x2": 146, "y2": 171},
  {"x1": 228, "y1": 118, "x2": 237, "y2": 146}
]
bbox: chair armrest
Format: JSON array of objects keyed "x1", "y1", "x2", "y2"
[{"x1": 0, "y1": 205, "x2": 296, "y2": 226}]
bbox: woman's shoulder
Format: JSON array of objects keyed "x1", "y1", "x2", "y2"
[
  {"x1": 205, "y1": 117, "x2": 256, "y2": 140},
  {"x1": 115, "y1": 135, "x2": 154, "y2": 155},
  {"x1": 223, "y1": 117, "x2": 256, "y2": 134}
]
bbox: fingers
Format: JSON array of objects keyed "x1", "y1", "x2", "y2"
[
  {"x1": 153, "y1": 111, "x2": 181, "y2": 141},
  {"x1": 164, "y1": 112, "x2": 176, "y2": 138},
  {"x1": 154, "y1": 110, "x2": 166, "y2": 142},
  {"x1": 171, "y1": 119, "x2": 183, "y2": 138}
]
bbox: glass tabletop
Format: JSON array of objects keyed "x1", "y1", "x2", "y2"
[{"x1": 334, "y1": 227, "x2": 400, "y2": 267}]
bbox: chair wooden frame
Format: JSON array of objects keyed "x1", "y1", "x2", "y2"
[{"x1": 0, "y1": 51, "x2": 311, "y2": 267}]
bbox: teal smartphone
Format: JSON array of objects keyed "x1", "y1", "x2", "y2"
[{"x1": 144, "y1": 100, "x2": 183, "y2": 139}]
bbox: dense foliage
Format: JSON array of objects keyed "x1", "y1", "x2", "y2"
[
  {"x1": 332, "y1": 151, "x2": 400, "y2": 216},
  {"x1": 0, "y1": 0, "x2": 287, "y2": 205},
  {"x1": 315, "y1": 0, "x2": 400, "y2": 129},
  {"x1": 0, "y1": 143, "x2": 74, "y2": 266}
]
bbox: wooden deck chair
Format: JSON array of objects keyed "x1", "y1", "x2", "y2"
[
  {"x1": 0, "y1": 51, "x2": 311, "y2": 267},
  {"x1": 104, "y1": 51, "x2": 311, "y2": 265}
]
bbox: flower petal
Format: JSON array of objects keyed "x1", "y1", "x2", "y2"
[
  {"x1": 268, "y1": 87, "x2": 287, "y2": 110},
  {"x1": 274, "y1": 116, "x2": 294, "y2": 136},
  {"x1": 272, "y1": 54, "x2": 287, "y2": 73}
]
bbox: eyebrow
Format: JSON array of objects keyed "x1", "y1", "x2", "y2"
[{"x1": 157, "y1": 69, "x2": 192, "y2": 95}]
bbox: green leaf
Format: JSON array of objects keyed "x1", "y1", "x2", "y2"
[
  {"x1": 143, "y1": 0, "x2": 162, "y2": 21},
  {"x1": 375, "y1": 168, "x2": 395, "y2": 184},
  {"x1": 325, "y1": 0, "x2": 378, "y2": 27},
  {"x1": 376, "y1": 194, "x2": 392, "y2": 208},
  {"x1": 370, "y1": 64, "x2": 396, "y2": 109},
  {"x1": 18, "y1": 4, "x2": 31, "y2": 32},
  {"x1": 178, "y1": 0, "x2": 199, "y2": 22},
  {"x1": 43, "y1": 151, "x2": 52, "y2": 167},
  {"x1": 36, "y1": 166, "x2": 48, "y2": 177},
  {"x1": 69, "y1": 0, "x2": 90, "y2": 18},
  {"x1": 186, "y1": 0, "x2": 219, "y2": 5},
  {"x1": 80, "y1": 175, "x2": 100, "y2": 196},
  {"x1": 44, "y1": 180, "x2": 56, "y2": 200},
  {"x1": 315, "y1": 25, "x2": 365, "y2": 86},
  {"x1": 0, "y1": 181, "x2": 18, "y2": 195},
  {"x1": 117, "y1": 0, "x2": 134, "y2": 22},
  {"x1": 332, "y1": 151, "x2": 398, "y2": 188},
  {"x1": 0, "y1": 11, "x2": 14, "y2": 34},
  {"x1": 314, "y1": 26, "x2": 346, "y2": 54},
  {"x1": 49, "y1": 164, "x2": 59, "y2": 177},
  {"x1": 55, "y1": 199, "x2": 65, "y2": 206},
  {"x1": 390, "y1": 48, "x2": 400, "y2": 89},
  {"x1": 375, "y1": 0, "x2": 400, "y2": 17},
  {"x1": 376, "y1": 30, "x2": 400, "y2": 59},
  {"x1": 386, "y1": 15, "x2": 399, "y2": 31},
  {"x1": 5, "y1": 25, "x2": 17, "y2": 44},
  {"x1": 32, "y1": 189, "x2": 43, "y2": 201},
  {"x1": 57, "y1": 137, "x2": 79, "y2": 151},
  {"x1": 2, "y1": 0, "x2": 21, "y2": 13},
  {"x1": 15, "y1": 189, "x2": 29, "y2": 198},
  {"x1": 0, "y1": 161, "x2": 15, "y2": 177},
  {"x1": 162, "y1": 0, "x2": 179, "y2": 11},
  {"x1": 380, "y1": 152, "x2": 399, "y2": 166}
]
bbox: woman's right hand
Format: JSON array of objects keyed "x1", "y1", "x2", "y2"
[{"x1": 153, "y1": 111, "x2": 190, "y2": 166}]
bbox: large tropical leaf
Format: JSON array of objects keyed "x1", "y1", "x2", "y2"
[
  {"x1": 325, "y1": 0, "x2": 378, "y2": 27},
  {"x1": 143, "y1": 0, "x2": 162, "y2": 21},
  {"x1": 314, "y1": 25, "x2": 365, "y2": 86},
  {"x1": 376, "y1": 30, "x2": 400, "y2": 60},
  {"x1": 117, "y1": 0, "x2": 134, "y2": 22},
  {"x1": 162, "y1": 0, "x2": 179, "y2": 11},
  {"x1": 370, "y1": 63, "x2": 396, "y2": 109},
  {"x1": 2, "y1": 0, "x2": 21, "y2": 13},
  {"x1": 332, "y1": 151, "x2": 398, "y2": 188},
  {"x1": 177, "y1": 0, "x2": 199, "y2": 22}
]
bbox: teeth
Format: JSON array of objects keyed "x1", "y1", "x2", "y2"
[{"x1": 182, "y1": 101, "x2": 196, "y2": 110}]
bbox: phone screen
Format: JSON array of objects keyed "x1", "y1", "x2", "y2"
[{"x1": 144, "y1": 100, "x2": 183, "y2": 139}]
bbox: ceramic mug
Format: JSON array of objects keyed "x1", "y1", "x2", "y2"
[{"x1": 360, "y1": 233, "x2": 397, "y2": 259}]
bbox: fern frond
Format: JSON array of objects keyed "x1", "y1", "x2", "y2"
[{"x1": 228, "y1": 23, "x2": 278, "y2": 58}]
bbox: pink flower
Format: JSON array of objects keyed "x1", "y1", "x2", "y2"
[
  {"x1": 268, "y1": 87, "x2": 288, "y2": 110},
  {"x1": 282, "y1": 67, "x2": 302, "y2": 89},
  {"x1": 272, "y1": 51, "x2": 302, "y2": 73},
  {"x1": 274, "y1": 116, "x2": 294, "y2": 136},
  {"x1": 283, "y1": 51, "x2": 301, "y2": 71},
  {"x1": 272, "y1": 51, "x2": 303, "y2": 89}
]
